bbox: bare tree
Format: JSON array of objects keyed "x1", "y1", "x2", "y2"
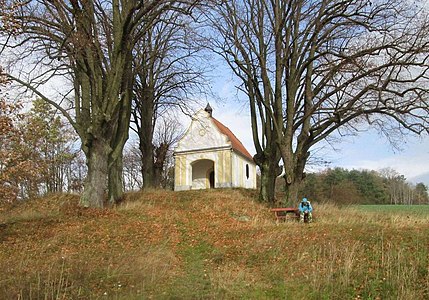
[
  {"x1": 209, "y1": 0, "x2": 429, "y2": 205},
  {"x1": 206, "y1": 1, "x2": 283, "y2": 204},
  {"x1": 123, "y1": 117, "x2": 182, "y2": 191},
  {"x1": 379, "y1": 167, "x2": 403, "y2": 204},
  {"x1": 153, "y1": 117, "x2": 184, "y2": 188},
  {"x1": 1, "y1": 0, "x2": 197, "y2": 207},
  {"x1": 131, "y1": 7, "x2": 208, "y2": 189},
  {"x1": 122, "y1": 142, "x2": 143, "y2": 191}
]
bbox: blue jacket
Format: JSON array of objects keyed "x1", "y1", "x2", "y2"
[{"x1": 298, "y1": 199, "x2": 313, "y2": 213}]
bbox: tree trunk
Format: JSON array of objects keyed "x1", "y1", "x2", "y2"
[
  {"x1": 154, "y1": 165, "x2": 162, "y2": 188},
  {"x1": 280, "y1": 143, "x2": 310, "y2": 206},
  {"x1": 80, "y1": 139, "x2": 111, "y2": 208},
  {"x1": 283, "y1": 177, "x2": 302, "y2": 207},
  {"x1": 259, "y1": 166, "x2": 277, "y2": 206},
  {"x1": 255, "y1": 153, "x2": 282, "y2": 205},
  {"x1": 108, "y1": 154, "x2": 124, "y2": 205},
  {"x1": 137, "y1": 89, "x2": 156, "y2": 189},
  {"x1": 140, "y1": 141, "x2": 155, "y2": 189},
  {"x1": 153, "y1": 142, "x2": 168, "y2": 188}
]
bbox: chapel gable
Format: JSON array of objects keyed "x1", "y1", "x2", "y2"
[{"x1": 174, "y1": 104, "x2": 257, "y2": 191}]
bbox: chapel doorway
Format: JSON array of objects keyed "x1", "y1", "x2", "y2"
[{"x1": 191, "y1": 159, "x2": 215, "y2": 189}]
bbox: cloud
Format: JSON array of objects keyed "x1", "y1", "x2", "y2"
[
  {"x1": 330, "y1": 133, "x2": 429, "y2": 183},
  {"x1": 350, "y1": 155, "x2": 429, "y2": 179}
]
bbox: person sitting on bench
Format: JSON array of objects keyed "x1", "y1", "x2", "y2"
[{"x1": 298, "y1": 197, "x2": 313, "y2": 223}]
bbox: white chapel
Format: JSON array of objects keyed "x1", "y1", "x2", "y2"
[{"x1": 174, "y1": 104, "x2": 257, "y2": 191}]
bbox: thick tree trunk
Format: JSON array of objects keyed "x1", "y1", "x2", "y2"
[
  {"x1": 153, "y1": 142, "x2": 168, "y2": 188},
  {"x1": 141, "y1": 141, "x2": 155, "y2": 189},
  {"x1": 154, "y1": 166, "x2": 162, "y2": 188},
  {"x1": 108, "y1": 154, "x2": 124, "y2": 205},
  {"x1": 80, "y1": 139, "x2": 111, "y2": 208},
  {"x1": 283, "y1": 177, "x2": 302, "y2": 207},
  {"x1": 138, "y1": 90, "x2": 156, "y2": 189},
  {"x1": 255, "y1": 152, "x2": 282, "y2": 205},
  {"x1": 280, "y1": 145, "x2": 310, "y2": 206},
  {"x1": 259, "y1": 166, "x2": 277, "y2": 206}
]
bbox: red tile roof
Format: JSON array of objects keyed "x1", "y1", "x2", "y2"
[{"x1": 211, "y1": 117, "x2": 254, "y2": 161}]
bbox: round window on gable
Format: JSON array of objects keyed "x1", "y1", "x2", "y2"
[{"x1": 246, "y1": 164, "x2": 249, "y2": 179}]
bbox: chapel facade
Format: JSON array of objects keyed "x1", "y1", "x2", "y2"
[{"x1": 174, "y1": 105, "x2": 257, "y2": 191}]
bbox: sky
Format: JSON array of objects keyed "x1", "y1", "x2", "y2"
[{"x1": 179, "y1": 67, "x2": 429, "y2": 187}]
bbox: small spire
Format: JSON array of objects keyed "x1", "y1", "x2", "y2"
[{"x1": 205, "y1": 103, "x2": 213, "y2": 117}]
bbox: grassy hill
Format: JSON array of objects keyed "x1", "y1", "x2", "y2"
[{"x1": 1, "y1": 189, "x2": 428, "y2": 299}]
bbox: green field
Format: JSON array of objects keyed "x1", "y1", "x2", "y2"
[
  {"x1": 1, "y1": 190, "x2": 428, "y2": 299},
  {"x1": 355, "y1": 204, "x2": 429, "y2": 215}
]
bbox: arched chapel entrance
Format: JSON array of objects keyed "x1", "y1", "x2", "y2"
[{"x1": 191, "y1": 159, "x2": 215, "y2": 189}]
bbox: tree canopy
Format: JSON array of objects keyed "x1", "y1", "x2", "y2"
[
  {"x1": 208, "y1": 0, "x2": 429, "y2": 204},
  {"x1": 302, "y1": 167, "x2": 428, "y2": 205},
  {"x1": 1, "y1": 0, "x2": 200, "y2": 207}
]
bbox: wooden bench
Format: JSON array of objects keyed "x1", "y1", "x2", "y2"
[{"x1": 271, "y1": 207, "x2": 299, "y2": 221}]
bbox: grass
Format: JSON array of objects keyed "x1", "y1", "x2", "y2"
[
  {"x1": 0, "y1": 190, "x2": 428, "y2": 299},
  {"x1": 355, "y1": 204, "x2": 429, "y2": 214}
]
